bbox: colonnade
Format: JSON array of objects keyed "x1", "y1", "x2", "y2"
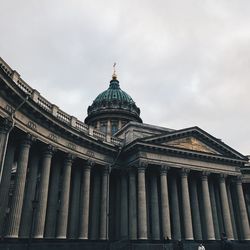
[
  {"x1": 112, "y1": 164, "x2": 250, "y2": 241},
  {"x1": 0, "y1": 129, "x2": 109, "y2": 240},
  {"x1": 0, "y1": 124, "x2": 250, "y2": 241}
]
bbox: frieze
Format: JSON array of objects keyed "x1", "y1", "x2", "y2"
[
  {"x1": 48, "y1": 133, "x2": 58, "y2": 142},
  {"x1": 27, "y1": 120, "x2": 37, "y2": 131},
  {"x1": 86, "y1": 150, "x2": 95, "y2": 158},
  {"x1": 67, "y1": 142, "x2": 76, "y2": 150},
  {"x1": 5, "y1": 104, "x2": 14, "y2": 114}
]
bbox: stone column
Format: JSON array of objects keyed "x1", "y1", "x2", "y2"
[
  {"x1": 115, "y1": 173, "x2": 121, "y2": 240},
  {"x1": 44, "y1": 158, "x2": 61, "y2": 238},
  {"x1": 68, "y1": 166, "x2": 81, "y2": 238},
  {"x1": 219, "y1": 174, "x2": 234, "y2": 240},
  {"x1": 107, "y1": 120, "x2": 111, "y2": 135},
  {"x1": 137, "y1": 163, "x2": 148, "y2": 239},
  {"x1": 5, "y1": 134, "x2": 33, "y2": 238},
  {"x1": 208, "y1": 179, "x2": 220, "y2": 240},
  {"x1": 129, "y1": 167, "x2": 137, "y2": 240},
  {"x1": 118, "y1": 120, "x2": 122, "y2": 130},
  {"x1": 90, "y1": 171, "x2": 101, "y2": 240},
  {"x1": 235, "y1": 176, "x2": 250, "y2": 240},
  {"x1": 0, "y1": 143, "x2": 15, "y2": 235},
  {"x1": 160, "y1": 166, "x2": 171, "y2": 240},
  {"x1": 99, "y1": 166, "x2": 110, "y2": 240},
  {"x1": 150, "y1": 172, "x2": 160, "y2": 240},
  {"x1": 169, "y1": 173, "x2": 181, "y2": 240},
  {"x1": 33, "y1": 145, "x2": 54, "y2": 238},
  {"x1": 56, "y1": 154, "x2": 74, "y2": 238},
  {"x1": 227, "y1": 182, "x2": 238, "y2": 239},
  {"x1": 189, "y1": 176, "x2": 202, "y2": 240},
  {"x1": 214, "y1": 182, "x2": 225, "y2": 234},
  {"x1": 97, "y1": 121, "x2": 100, "y2": 130},
  {"x1": 78, "y1": 163, "x2": 92, "y2": 239},
  {"x1": 19, "y1": 150, "x2": 40, "y2": 237},
  {"x1": 201, "y1": 171, "x2": 215, "y2": 240},
  {"x1": 0, "y1": 118, "x2": 12, "y2": 183},
  {"x1": 120, "y1": 169, "x2": 128, "y2": 239},
  {"x1": 180, "y1": 168, "x2": 193, "y2": 240}
]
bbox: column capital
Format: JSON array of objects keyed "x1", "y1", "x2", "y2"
[
  {"x1": 218, "y1": 173, "x2": 227, "y2": 183},
  {"x1": 65, "y1": 153, "x2": 75, "y2": 164},
  {"x1": 83, "y1": 160, "x2": 93, "y2": 171},
  {"x1": 86, "y1": 159, "x2": 95, "y2": 167},
  {"x1": 0, "y1": 117, "x2": 13, "y2": 133},
  {"x1": 138, "y1": 161, "x2": 147, "y2": 172},
  {"x1": 20, "y1": 133, "x2": 36, "y2": 147},
  {"x1": 235, "y1": 175, "x2": 243, "y2": 185},
  {"x1": 102, "y1": 165, "x2": 111, "y2": 175},
  {"x1": 201, "y1": 171, "x2": 210, "y2": 180},
  {"x1": 160, "y1": 165, "x2": 170, "y2": 175},
  {"x1": 181, "y1": 168, "x2": 190, "y2": 177},
  {"x1": 43, "y1": 144, "x2": 56, "y2": 156}
]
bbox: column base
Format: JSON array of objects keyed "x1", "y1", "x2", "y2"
[
  {"x1": 33, "y1": 235, "x2": 43, "y2": 239},
  {"x1": 184, "y1": 237, "x2": 194, "y2": 240},
  {"x1": 5, "y1": 234, "x2": 18, "y2": 238},
  {"x1": 56, "y1": 236, "x2": 67, "y2": 239},
  {"x1": 78, "y1": 237, "x2": 88, "y2": 240},
  {"x1": 207, "y1": 237, "x2": 216, "y2": 240},
  {"x1": 138, "y1": 237, "x2": 148, "y2": 240}
]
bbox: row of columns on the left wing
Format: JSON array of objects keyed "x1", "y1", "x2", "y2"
[{"x1": 3, "y1": 136, "x2": 96, "y2": 239}]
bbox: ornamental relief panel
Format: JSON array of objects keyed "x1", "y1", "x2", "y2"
[
  {"x1": 27, "y1": 120, "x2": 37, "y2": 131},
  {"x1": 163, "y1": 137, "x2": 220, "y2": 155},
  {"x1": 68, "y1": 142, "x2": 76, "y2": 150},
  {"x1": 48, "y1": 133, "x2": 58, "y2": 142},
  {"x1": 5, "y1": 104, "x2": 14, "y2": 114}
]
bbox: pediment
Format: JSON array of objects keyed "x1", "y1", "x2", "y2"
[
  {"x1": 141, "y1": 126, "x2": 247, "y2": 160},
  {"x1": 162, "y1": 136, "x2": 220, "y2": 155}
]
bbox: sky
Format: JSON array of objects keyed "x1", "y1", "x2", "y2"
[{"x1": 0, "y1": 0, "x2": 250, "y2": 154}]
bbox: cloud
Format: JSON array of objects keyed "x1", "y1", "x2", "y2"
[{"x1": 0, "y1": 0, "x2": 250, "y2": 154}]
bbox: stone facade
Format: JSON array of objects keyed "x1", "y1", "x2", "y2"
[{"x1": 0, "y1": 57, "x2": 250, "y2": 249}]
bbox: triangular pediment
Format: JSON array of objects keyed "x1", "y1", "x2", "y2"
[
  {"x1": 141, "y1": 126, "x2": 247, "y2": 160},
  {"x1": 162, "y1": 136, "x2": 220, "y2": 154}
]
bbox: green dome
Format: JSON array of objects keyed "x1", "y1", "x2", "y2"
[
  {"x1": 85, "y1": 76, "x2": 142, "y2": 124},
  {"x1": 93, "y1": 79, "x2": 134, "y2": 104}
]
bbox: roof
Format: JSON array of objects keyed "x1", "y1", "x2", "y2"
[{"x1": 93, "y1": 79, "x2": 135, "y2": 104}]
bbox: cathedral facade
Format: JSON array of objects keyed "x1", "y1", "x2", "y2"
[{"x1": 0, "y1": 57, "x2": 250, "y2": 250}]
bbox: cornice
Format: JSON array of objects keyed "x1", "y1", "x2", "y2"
[{"x1": 123, "y1": 141, "x2": 247, "y2": 166}]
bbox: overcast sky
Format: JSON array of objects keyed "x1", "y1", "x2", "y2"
[{"x1": 0, "y1": 0, "x2": 250, "y2": 154}]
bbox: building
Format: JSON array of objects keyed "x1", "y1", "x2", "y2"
[{"x1": 0, "y1": 57, "x2": 250, "y2": 250}]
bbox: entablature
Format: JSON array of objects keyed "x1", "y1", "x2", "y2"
[{"x1": 125, "y1": 152, "x2": 241, "y2": 176}]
